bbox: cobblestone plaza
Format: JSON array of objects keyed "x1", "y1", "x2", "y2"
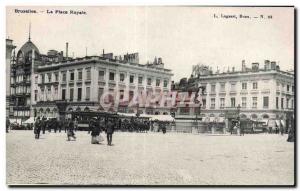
[{"x1": 7, "y1": 131, "x2": 294, "y2": 185}]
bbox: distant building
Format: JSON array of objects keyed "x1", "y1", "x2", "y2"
[
  {"x1": 6, "y1": 39, "x2": 16, "y2": 117},
  {"x1": 172, "y1": 60, "x2": 295, "y2": 131}
]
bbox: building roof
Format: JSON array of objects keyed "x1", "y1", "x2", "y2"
[{"x1": 19, "y1": 40, "x2": 40, "y2": 55}]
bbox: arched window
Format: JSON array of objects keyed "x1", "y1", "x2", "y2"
[
  {"x1": 240, "y1": 114, "x2": 247, "y2": 119},
  {"x1": 155, "y1": 111, "x2": 160, "y2": 115},
  {"x1": 76, "y1": 107, "x2": 81, "y2": 111},
  {"x1": 251, "y1": 114, "x2": 258, "y2": 119},
  {"x1": 84, "y1": 107, "x2": 90, "y2": 112},
  {"x1": 163, "y1": 112, "x2": 168, "y2": 115},
  {"x1": 262, "y1": 114, "x2": 269, "y2": 119}
]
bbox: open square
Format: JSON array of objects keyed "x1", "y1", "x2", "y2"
[{"x1": 6, "y1": 131, "x2": 294, "y2": 185}]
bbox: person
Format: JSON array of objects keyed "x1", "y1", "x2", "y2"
[
  {"x1": 41, "y1": 117, "x2": 46, "y2": 134},
  {"x1": 74, "y1": 118, "x2": 78, "y2": 132},
  {"x1": 279, "y1": 123, "x2": 284, "y2": 136},
  {"x1": 106, "y1": 119, "x2": 115, "y2": 146},
  {"x1": 34, "y1": 117, "x2": 41, "y2": 139},
  {"x1": 64, "y1": 119, "x2": 68, "y2": 133},
  {"x1": 91, "y1": 119, "x2": 101, "y2": 144},
  {"x1": 67, "y1": 119, "x2": 76, "y2": 141},
  {"x1": 161, "y1": 122, "x2": 167, "y2": 134},
  {"x1": 53, "y1": 119, "x2": 58, "y2": 133},
  {"x1": 6, "y1": 117, "x2": 10, "y2": 133},
  {"x1": 58, "y1": 119, "x2": 63, "y2": 133},
  {"x1": 240, "y1": 122, "x2": 244, "y2": 136}
]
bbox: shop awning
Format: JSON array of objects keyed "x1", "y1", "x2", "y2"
[
  {"x1": 260, "y1": 119, "x2": 269, "y2": 126},
  {"x1": 218, "y1": 117, "x2": 225, "y2": 123},
  {"x1": 275, "y1": 120, "x2": 280, "y2": 127},
  {"x1": 9, "y1": 118, "x2": 22, "y2": 125},
  {"x1": 281, "y1": 120, "x2": 285, "y2": 127},
  {"x1": 209, "y1": 117, "x2": 216, "y2": 122},
  {"x1": 23, "y1": 117, "x2": 35, "y2": 124}
]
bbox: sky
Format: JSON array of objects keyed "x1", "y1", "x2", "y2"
[{"x1": 6, "y1": 6, "x2": 294, "y2": 81}]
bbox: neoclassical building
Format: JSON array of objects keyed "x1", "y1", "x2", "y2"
[
  {"x1": 8, "y1": 35, "x2": 173, "y2": 122},
  {"x1": 173, "y1": 60, "x2": 295, "y2": 130}
]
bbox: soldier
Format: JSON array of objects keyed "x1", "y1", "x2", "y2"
[
  {"x1": 58, "y1": 119, "x2": 63, "y2": 133},
  {"x1": 67, "y1": 119, "x2": 76, "y2": 141},
  {"x1": 41, "y1": 117, "x2": 46, "y2": 134},
  {"x1": 106, "y1": 119, "x2": 115, "y2": 146},
  {"x1": 34, "y1": 117, "x2": 41, "y2": 139},
  {"x1": 53, "y1": 119, "x2": 58, "y2": 133}
]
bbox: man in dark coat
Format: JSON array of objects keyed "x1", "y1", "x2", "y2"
[
  {"x1": 67, "y1": 119, "x2": 76, "y2": 141},
  {"x1": 91, "y1": 119, "x2": 101, "y2": 144},
  {"x1": 34, "y1": 117, "x2": 41, "y2": 139},
  {"x1": 106, "y1": 119, "x2": 115, "y2": 146},
  {"x1": 41, "y1": 117, "x2": 46, "y2": 134}
]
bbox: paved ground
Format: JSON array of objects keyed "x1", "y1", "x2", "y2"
[{"x1": 6, "y1": 130, "x2": 294, "y2": 185}]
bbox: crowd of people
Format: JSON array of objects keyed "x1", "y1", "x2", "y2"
[{"x1": 32, "y1": 116, "x2": 116, "y2": 146}]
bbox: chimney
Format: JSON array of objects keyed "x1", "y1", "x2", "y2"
[
  {"x1": 66, "y1": 42, "x2": 69, "y2": 58},
  {"x1": 264, "y1": 60, "x2": 270, "y2": 70},
  {"x1": 242, "y1": 60, "x2": 246, "y2": 71}
]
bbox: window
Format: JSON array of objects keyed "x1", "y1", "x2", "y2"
[
  {"x1": 130, "y1": 75, "x2": 134, "y2": 84},
  {"x1": 86, "y1": 87, "x2": 90, "y2": 100},
  {"x1": 230, "y1": 83, "x2": 236, "y2": 91},
  {"x1": 292, "y1": 85, "x2": 295, "y2": 93},
  {"x1": 70, "y1": 88, "x2": 74, "y2": 101},
  {"x1": 138, "y1": 76, "x2": 143, "y2": 84},
  {"x1": 220, "y1": 98, "x2": 225, "y2": 109},
  {"x1": 202, "y1": 99, "x2": 206, "y2": 109},
  {"x1": 34, "y1": 90, "x2": 38, "y2": 101},
  {"x1": 99, "y1": 70, "x2": 105, "y2": 81},
  {"x1": 47, "y1": 87, "x2": 51, "y2": 101},
  {"x1": 129, "y1": 91, "x2": 134, "y2": 101},
  {"x1": 211, "y1": 84, "x2": 216, "y2": 93},
  {"x1": 263, "y1": 96, "x2": 269, "y2": 108},
  {"x1": 35, "y1": 76, "x2": 38, "y2": 84},
  {"x1": 62, "y1": 89, "x2": 66, "y2": 100},
  {"x1": 62, "y1": 73, "x2": 66, "y2": 82},
  {"x1": 119, "y1": 73, "x2": 125, "y2": 82},
  {"x1": 78, "y1": 70, "x2": 82, "y2": 80},
  {"x1": 86, "y1": 68, "x2": 91, "y2": 80},
  {"x1": 281, "y1": 98, "x2": 284, "y2": 109},
  {"x1": 156, "y1": 79, "x2": 160, "y2": 87},
  {"x1": 220, "y1": 83, "x2": 225, "y2": 92},
  {"x1": 210, "y1": 98, "x2": 215, "y2": 109},
  {"x1": 55, "y1": 73, "x2": 59, "y2": 82},
  {"x1": 276, "y1": 97, "x2": 279, "y2": 109},
  {"x1": 287, "y1": 85, "x2": 290, "y2": 92},
  {"x1": 109, "y1": 72, "x2": 115, "y2": 81},
  {"x1": 253, "y1": 82, "x2": 258, "y2": 89},
  {"x1": 252, "y1": 97, "x2": 257, "y2": 108},
  {"x1": 47, "y1": 73, "x2": 51, "y2": 82},
  {"x1": 54, "y1": 87, "x2": 58, "y2": 98},
  {"x1": 98, "y1": 88, "x2": 104, "y2": 101},
  {"x1": 77, "y1": 88, "x2": 82, "y2": 101},
  {"x1": 163, "y1": 80, "x2": 168, "y2": 87},
  {"x1": 231, "y1": 97, "x2": 236, "y2": 107},
  {"x1": 119, "y1": 90, "x2": 124, "y2": 99},
  {"x1": 286, "y1": 98, "x2": 289, "y2": 109},
  {"x1": 70, "y1": 72, "x2": 74, "y2": 81},
  {"x1": 242, "y1": 82, "x2": 247, "y2": 90},
  {"x1": 292, "y1": 99, "x2": 294, "y2": 109},
  {"x1": 179, "y1": 107, "x2": 190, "y2": 115},
  {"x1": 147, "y1": 78, "x2": 152, "y2": 85},
  {"x1": 242, "y1": 97, "x2": 247, "y2": 108},
  {"x1": 41, "y1": 74, "x2": 45, "y2": 83}
]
